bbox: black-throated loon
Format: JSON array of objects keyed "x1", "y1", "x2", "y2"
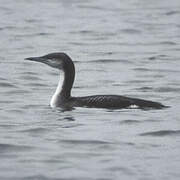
[{"x1": 25, "y1": 53, "x2": 166, "y2": 110}]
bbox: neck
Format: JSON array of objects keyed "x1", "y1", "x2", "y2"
[{"x1": 50, "y1": 67, "x2": 75, "y2": 108}]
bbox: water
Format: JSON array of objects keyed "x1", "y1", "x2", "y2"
[{"x1": 0, "y1": 0, "x2": 180, "y2": 179}]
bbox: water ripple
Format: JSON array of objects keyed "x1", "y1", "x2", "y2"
[
  {"x1": 120, "y1": 28, "x2": 141, "y2": 34},
  {"x1": 0, "y1": 143, "x2": 34, "y2": 153},
  {"x1": 165, "y1": 10, "x2": 180, "y2": 16},
  {"x1": 119, "y1": 119, "x2": 141, "y2": 124},
  {"x1": 4, "y1": 89, "x2": 30, "y2": 95},
  {"x1": 148, "y1": 54, "x2": 172, "y2": 60},
  {"x1": 0, "y1": 100, "x2": 15, "y2": 104},
  {"x1": 18, "y1": 175, "x2": 91, "y2": 180},
  {"x1": 18, "y1": 175, "x2": 62, "y2": 180},
  {"x1": 26, "y1": 82, "x2": 47, "y2": 87},
  {"x1": 107, "y1": 166, "x2": 135, "y2": 175},
  {"x1": 19, "y1": 75, "x2": 42, "y2": 81},
  {"x1": 0, "y1": 82, "x2": 17, "y2": 88},
  {"x1": 19, "y1": 127, "x2": 50, "y2": 134},
  {"x1": 140, "y1": 130, "x2": 180, "y2": 137},
  {"x1": 155, "y1": 87, "x2": 180, "y2": 93},
  {"x1": 86, "y1": 59, "x2": 131, "y2": 64},
  {"x1": 60, "y1": 139, "x2": 112, "y2": 145}
]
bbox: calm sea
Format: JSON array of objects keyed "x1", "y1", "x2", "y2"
[{"x1": 0, "y1": 0, "x2": 180, "y2": 179}]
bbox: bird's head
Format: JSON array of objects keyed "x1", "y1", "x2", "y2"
[{"x1": 25, "y1": 52, "x2": 73, "y2": 70}]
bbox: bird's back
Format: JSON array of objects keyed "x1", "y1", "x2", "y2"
[{"x1": 70, "y1": 95, "x2": 166, "y2": 109}]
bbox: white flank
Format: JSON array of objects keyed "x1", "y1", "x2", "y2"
[
  {"x1": 50, "y1": 71, "x2": 64, "y2": 108},
  {"x1": 129, "y1": 104, "x2": 139, "y2": 109}
]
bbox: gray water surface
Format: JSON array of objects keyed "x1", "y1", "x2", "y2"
[{"x1": 1, "y1": 0, "x2": 180, "y2": 179}]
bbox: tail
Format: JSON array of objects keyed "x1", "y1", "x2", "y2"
[{"x1": 135, "y1": 99, "x2": 169, "y2": 110}]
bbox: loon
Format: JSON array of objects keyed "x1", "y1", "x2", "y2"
[{"x1": 25, "y1": 52, "x2": 166, "y2": 110}]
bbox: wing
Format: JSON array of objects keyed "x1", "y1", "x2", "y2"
[
  {"x1": 72, "y1": 95, "x2": 165, "y2": 109},
  {"x1": 73, "y1": 95, "x2": 134, "y2": 109}
]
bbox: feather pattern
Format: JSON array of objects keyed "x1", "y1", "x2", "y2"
[{"x1": 71, "y1": 95, "x2": 165, "y2": 109}]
